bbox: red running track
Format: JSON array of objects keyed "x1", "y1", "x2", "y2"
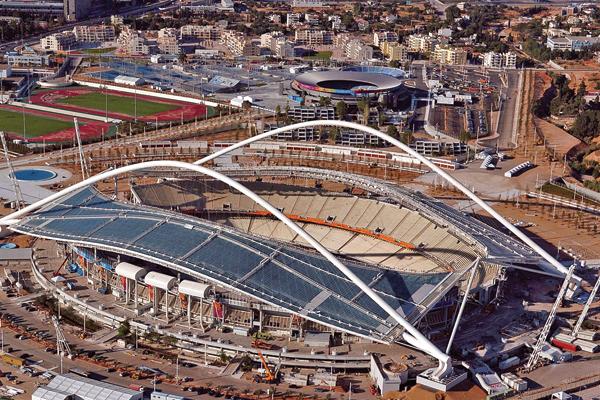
[
  {"x1": 0, "y1": 104, "x2": 112, "y2": 143},
  {"x1": 30, "y1": 88, "x2": 210, "y2": 122}
]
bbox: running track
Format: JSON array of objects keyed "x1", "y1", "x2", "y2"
[{"x1": 30, "y1": 88, "x2": 210, "y2": 122}]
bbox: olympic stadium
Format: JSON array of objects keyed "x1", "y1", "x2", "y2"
[
  {"x1": 291, "y1": 67, "x2": 409, "y2": 107},
  {"x1": 0, "y1": 121, "x2": 573, "y2": 392}
]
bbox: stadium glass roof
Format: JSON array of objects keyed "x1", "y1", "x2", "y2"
[{"x1": 13, "y1": 188, "x2": 451, "y2": 342}]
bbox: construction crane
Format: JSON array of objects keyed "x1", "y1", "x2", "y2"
[
  {"x1": 52, "y1": 315, "x2": 72, "y2": 359},
  {"x1": 572, "y1": 272, "x2": 600, "y2": 337},
  {"x1": 255, "y1": 351, "x2": 276, "y2": 383},
  {"x1": 525, "y1": 263, "x2": 576, "y2": 371}
]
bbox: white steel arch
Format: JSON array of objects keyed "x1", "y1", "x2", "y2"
[
  {"x1": 194, "y1": 119, "x2": 573, "y2": 279},
  {"x1": 0, "y1": 160, "x2": 453, "y2": 378}
]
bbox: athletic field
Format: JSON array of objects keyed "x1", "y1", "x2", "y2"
[
  {"x1": 56, "y1": 92, "x2": 179, "y2": 117},
  {"x1": 0, "y1": 109, "x2": 74, "y2": 137}
]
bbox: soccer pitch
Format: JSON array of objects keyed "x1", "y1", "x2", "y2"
[
  {"x1": 56, "y1": 92, "x2": 179, "y2": 117},
  {"x1": 0, "y1": 109, "x2": 73, "y2": 137}
]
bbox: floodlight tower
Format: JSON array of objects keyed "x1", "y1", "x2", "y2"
[{"x1": 0, "y1": 131, "x2": 23, "y2": 209}]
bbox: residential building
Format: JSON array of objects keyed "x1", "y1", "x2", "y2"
[
  {"x1": 432, "y1": 45, "x2": 468, "y2": 65},
  {"x1": 357, "y1": 19, "x2": 370, "y2": 31},
  {"x1": 260, "y1": 31, "x2": 285, "y2": 48},
  {"x1": 407, "y1": 34, "x2": 438, "y2": 53},
  {"x1": 157, "y1": 28, "x2": 181, "y2": 55},
  {"x1": 180, "y1": 25, "x2": 220, "y2": 42},
  {"x1": 111, "y1": 15, "x2": 124, "y2": 26},
  {"x1": 482, "y1": 52, "x2": 503, "y2": 68},
  {"x1": 337, "y1": 130, "x2": 381, "y2": 146},
  {"x1": 273, "y1": 39, "x2": 294, "y2": 58},
  {"x1": 329, "y1": 15, "x2": 342, "y2": 30},
  {"x1": 73, "y1": 25, "x2": 115, "y2": 42},
  {"x1": 221, "y1": 30, "x2": 261, "y2": 56},
  {"x1": 5, "y1": 50, "x2": 50, "y2": 66},
  {"x1": 373, "y1": 31, "x2": 398, "y2": 47},
  {"x1": 546, "y1": 35, "x2": 600, "y2": 51},
  {"x1": 269, "y1": 14, "x2": 282, "y2": 24},
  {"x1": 64, "y1": 0, "x2": 92, "y2": 21},
  {"x1": 40, "y1": 31, "x2": 76, "y2": 52},
  {"x1": 294, "y1": 29, "x2": 333, "y2": 45},
  {"x1": 304, "y1": 13, "x2": 319, "y2": 25},
  {"x1": 117, "y1": 27, "x2": 152, "y2": 55},
  {"x1": 287, "y1": 13, "x2": 302, "y2": 27},
  {"x1": 382, "y1": 42, "x2": 409, "y2": 63},
  {"x1": 335, "y1": 33, "x2": 351, "y2": 49},
  {"x1": 345, "y1": 40, "x2": 373, "y2": 61},
  {"x1": 270, "y1": 106, "x2": 335, "y2": 141}
]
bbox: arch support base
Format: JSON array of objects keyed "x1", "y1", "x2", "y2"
[{"x1": 417, "y1": 366, "x2": 468, "y2": 392}]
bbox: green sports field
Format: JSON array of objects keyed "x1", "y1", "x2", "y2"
[
  {"x1": 0, "y1": 109, "x2": 73, "y2": 137},
  {"x1": 56, "y1": 92, "x2": 179, "y2": 117}
]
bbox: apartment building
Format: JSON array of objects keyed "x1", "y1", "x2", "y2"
[
  {"x1": 273, "y1": 39, "x2": 294, "y2": 58},
  {"x1": 180, "y1": 25, "x2": 220, "y2": 41},
  {"x1": 345, "y1": 40, "x2": 373, "y2": 61},
  {"x1": 271, "y1": 106, "x2": 335, "y2": 141},
  {"x1": 117, "y1": 27, "x2": 152, "y2": 55},
  {"x1": 373, "y1": 31, "x2": 398, "y2": 47},
  {"x1": 482, "y1": 51, "x2": 516, "y2": 69},
  {"x1": 73, "y1": 24, "x2": 115, "y2": 42},
  {"x1": 260, "y1": 31, "x2": 285, "y2": 48},
  {"x1": 287, "y1": 13, "x2": 302, "y2": 27},
  {"x1": 407, "y1": 34, "x2": 438, "y2": 53},
  {"x1": 294, "y1": 29, "x2": 333, "y2": 45},
  {"x1": 157, "y1": 28, "x2": 181, "y2": 55},
  {"x1": 547, "y1": 35, "x2": 600, "y2": 51},
  {"x1": 382, "y1": 42, "x2": 409, "y2": 63},
  {"x1": 221, "y1": 30, "x2": 261, "y2": 56},
  {"x1": 432, "y1": 45, "x2": 468, "y2": 65},
  {"x1": 40, "y1": 31, "x2": 76, "y2": 52}
]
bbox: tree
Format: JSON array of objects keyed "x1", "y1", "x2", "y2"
[
  {"x1": 335, "y1": 100, "x2": 348, "y2": 120},
  {"x1": 178, "y1": 52, "x2": 186, "y2": 64},
  {"x1": 389, "y1": 59, "x2": 400, "y2": 68},
  {"x1": 459, "y1": 129, "x2": 471, "y2": 144},
  {"x1": 386, "y1": 125, "x2": 399, "y2": 139},
  {"x1": 117, "y1": 320, "x2": 130, "y2": 337},
  {"x1": 445, "y1": 5, "x2": 461, "y2": 23},
  {"x1": 319, "y1": 96, "x2": 331, "y2": 106}
]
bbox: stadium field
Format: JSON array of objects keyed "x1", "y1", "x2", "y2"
[
  {"x1": 0, "y1": 109, "x2": 74, "y2": 137},
  {"x1": 56, "y1": 92, "x2": 179, "y2": 117}
]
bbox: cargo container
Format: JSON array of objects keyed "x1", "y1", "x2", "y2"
[
  {"x1": 551, "y1": 338, "x2": 577, "y2": 353},
  {"x1": 573, "y1": 339, "x2": 599, "y2": 353}
]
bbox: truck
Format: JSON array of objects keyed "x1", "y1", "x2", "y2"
[{"x1": 2, "y1": 354, "x2": 24, "y2": 367}]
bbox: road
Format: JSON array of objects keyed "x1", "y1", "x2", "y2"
[{"x1": 0, "y1": 0, "x2": 175, "y2": 53}]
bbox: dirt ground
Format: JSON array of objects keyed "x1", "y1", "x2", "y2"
[{"x1": 383, "y1": 381, "x2": 486, "y2": 400}]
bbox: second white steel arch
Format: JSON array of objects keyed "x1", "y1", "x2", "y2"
[{"x1": 0, "y1": 160, "x2": 452, "y2": 378}]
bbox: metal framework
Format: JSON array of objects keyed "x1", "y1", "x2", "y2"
[
  {"x1": 0, "y1": 131, "x2": 23, "y2": 209},
  {"x1": 525, "y1": 263, "x2": 576, "y2": 370},
  {"x1": 572, "y1": 272, "x2": 600, "y2": 337},
  {"x1": 0, "y1": 160, "x2": 452, "y2": 379}
]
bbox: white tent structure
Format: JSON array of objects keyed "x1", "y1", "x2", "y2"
[
  {"x1": 178, "y1": 280, "x2": 211, "y2": 327},
  {"x1": 144, "y1": 271, "x2": 176, "y2": 320},
  {"x1": 115, "y1": 262, "x2": 147, "y2": 306}
]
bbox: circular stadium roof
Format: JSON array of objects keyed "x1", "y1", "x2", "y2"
[{"x1": 294, "y1": 70, "x2": 404, "y2": 96}]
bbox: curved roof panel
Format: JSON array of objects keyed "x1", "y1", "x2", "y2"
[
  {"x1": 11, "y1": 188, "x2": 451, "y2": 342},
  {"x1": 179, "y1": 280, "x2": 211, "y2": 298},
  {"x1": 115, "y1": 262, "x2": 147, "y2": 281},
  {"x1": 144, "y1": 271, "x2": 177, "y2": 291}
]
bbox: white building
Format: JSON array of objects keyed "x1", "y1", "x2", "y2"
[
  {"x1": 407, "y1": 34, "x2": 438, "y2": 53},
  {"x1": 157, "y1": 28, "x2": 181, "y2": 55},
  {"x1": 345, "y1": 40, "x2": 373, "y2": 61},
  {"x1": 73, "y1": 24, "x2": 115, "y2": 42},
  {"x1": 41, "y1": 31, "x2": 76, "y2": 52},
  {"x1": 287, "y1": 13, "x2": 302, "y2": 27},
  {"x1": 117, "y1": 27, "x2": 152, "y2": 55}
]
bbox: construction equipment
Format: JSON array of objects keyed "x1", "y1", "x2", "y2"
[
  {"x1": 251, "y1": 339, "x2": 274, "y2": 350},
  {"x1": 255, "y1": 351, "x2": 277, "y2": 383},
  {"x1": 572, "y1": 272, "x2": 600, "y2": 337},
  {"x1": 52, "y1": 315, "x2": 73, "y2": 359},
  {"x1": 525, "y1": 263, "x2": 576, "y2": 371}
]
